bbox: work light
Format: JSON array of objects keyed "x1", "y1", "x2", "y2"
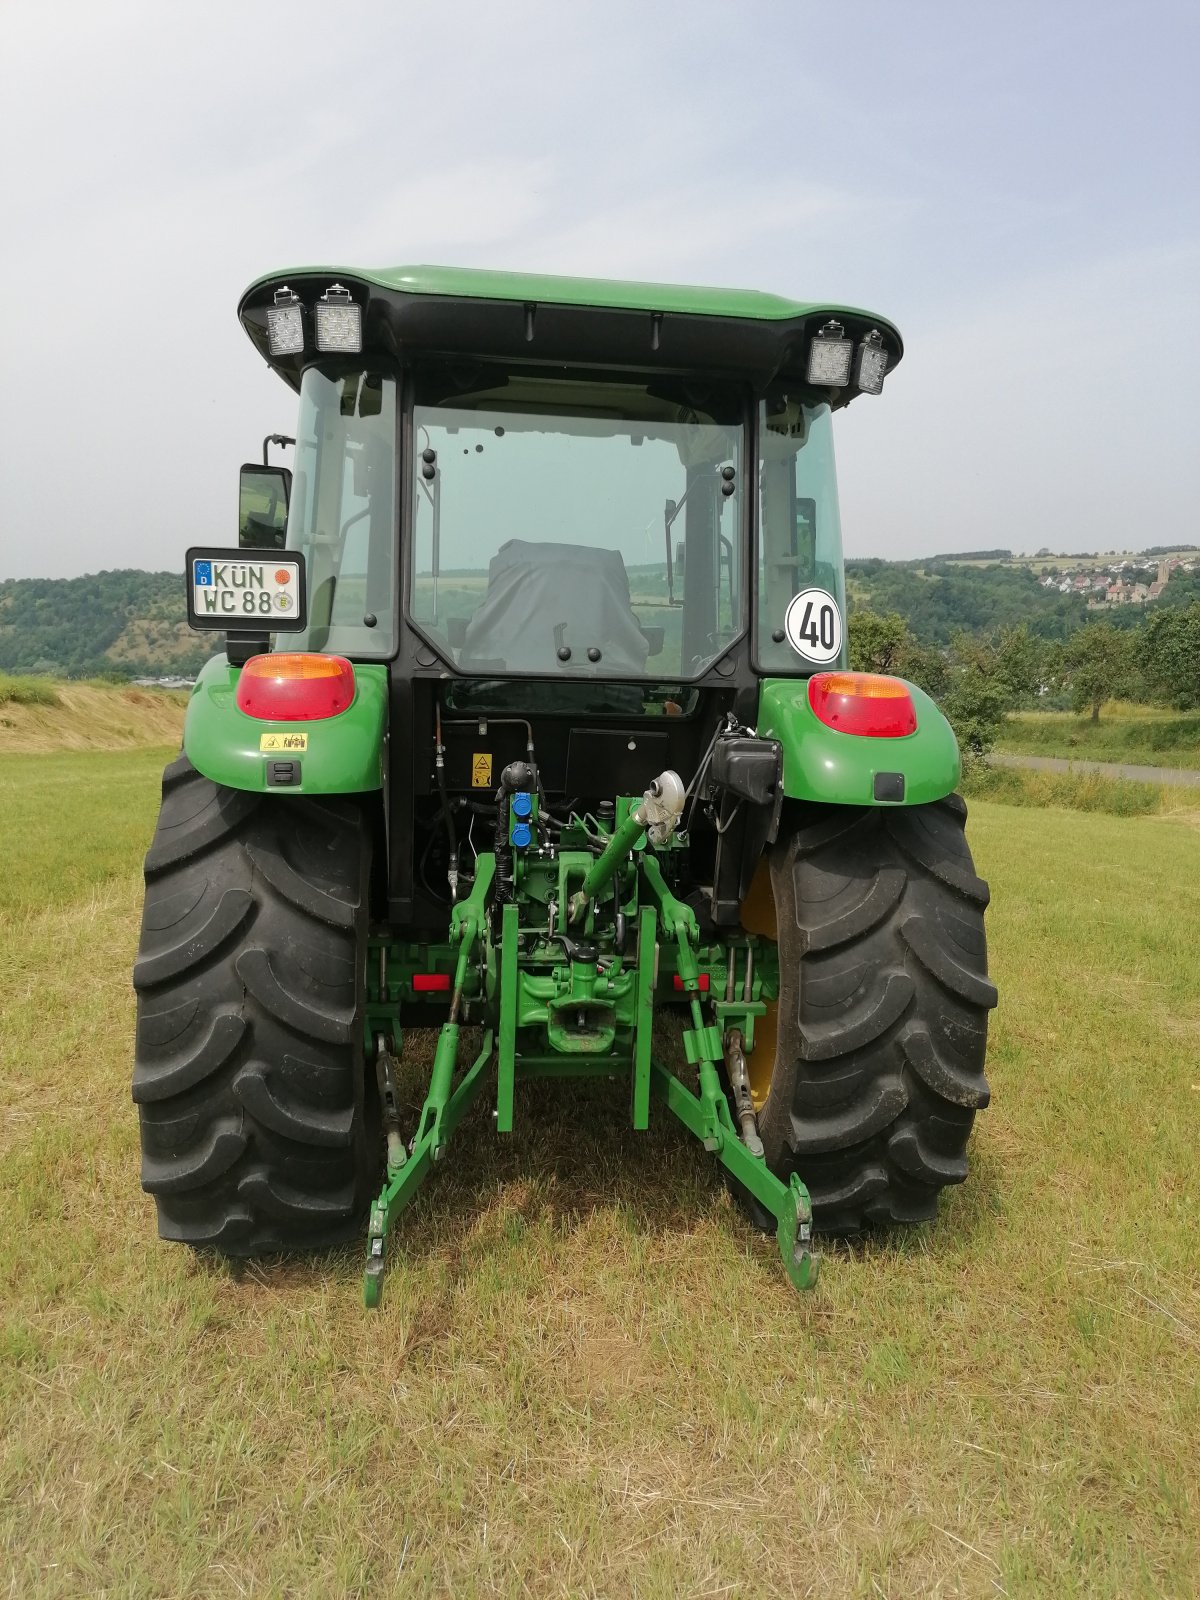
[
  {"x1": 315, "y1": 283, "x2": 362, "y2": 353},
  {"x1": 854, "y1": 329, "x2": 889, "y2": 395},
  {"x1": 266, "y1": 286, "x2": 304, "y2": 357},
  {"x1": 806, "y1": 320, "x2": 853, "y2": 387}
]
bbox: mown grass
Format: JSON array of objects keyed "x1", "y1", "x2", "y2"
[
  {"x1": 2, "y1": 752, "x2": 1198, "y2": 1596},
  {"x1": 997, "y1": 702, "x2": 1200, "y2": 770},
  {"x1": 0, "y1": 682, "x2": 187, "y2": 753}
]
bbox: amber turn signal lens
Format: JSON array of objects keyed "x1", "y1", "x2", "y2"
[
  {"x1": 235, "y1": 653, "x2": 356, "y2": 721},
  {"x1": 807, "y1": 671, "x2": 917, "y2": 737}
]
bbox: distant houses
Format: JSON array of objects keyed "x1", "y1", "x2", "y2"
[{"x1": 1048, "y1": 556, "x2": 1200, "y2": 610}]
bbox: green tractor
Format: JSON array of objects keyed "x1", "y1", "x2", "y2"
[{"x1": 132, "y1": 266, "x2": 996, "y2": 1306}]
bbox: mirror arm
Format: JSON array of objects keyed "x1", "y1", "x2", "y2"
[{"x1": 262, "y1": 433, "x2": 296, "y2": 467}]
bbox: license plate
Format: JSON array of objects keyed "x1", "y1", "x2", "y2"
[{"x1": 186, "y1": 545, "x2": 307, "y2": 632}]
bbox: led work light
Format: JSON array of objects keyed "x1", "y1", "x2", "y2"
[
  {"x1": 806, "y1": 320, "x2": 854, "y2": 387},
  {"x1": 315, "y1": 283, "x2": 362, "y2": 353},
  {"x1": 266, "y1": 286, "x2": 304, "y2": 357},
  {"x1": 854, "y1": 329, "x2": 889, "y2": 395}
]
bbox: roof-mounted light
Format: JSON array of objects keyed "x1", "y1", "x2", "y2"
[
  {"x1": 266, "y1": 286, "x2": 304, "y2": 357},
  {"x1": 806, "y1": 320, "x2": 854, "y2": 387},
  {"x1": 315, "y1": 283, "x2": 362, "y2": 353},
  {"x1": 854, "y1": 329, "x2": 889, "y2": 395}
]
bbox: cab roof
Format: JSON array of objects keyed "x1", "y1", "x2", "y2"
[{"x1": 238, "y1": 263, "x2": 903, "y2": 403}]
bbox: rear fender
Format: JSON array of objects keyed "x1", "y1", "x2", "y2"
[
  {"x1": 757, "y1": 676, "x2": 959, "y2": 806},
  {"x1": 183, "y1": 655, "x2": 387, "y2": 794}
]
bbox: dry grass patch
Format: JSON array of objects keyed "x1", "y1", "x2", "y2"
[
  {"x1": 1, "y1": 755, "x2": 1198, "y2": 1596},
  {"x1": 0, "y1": 682, "x2": 186, "y2": 753}
]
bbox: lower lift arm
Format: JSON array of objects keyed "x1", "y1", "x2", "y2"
[{"x1": 363, "y1": 773, "x2": 816, "y2": 1307}]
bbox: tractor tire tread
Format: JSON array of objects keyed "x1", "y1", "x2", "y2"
[
  {"x1": 132, "y1": 754, "x2": 375, "y2": 1256},
  {"x1": 755, "y1": 795, "x2": 995, "y2": 1234}
]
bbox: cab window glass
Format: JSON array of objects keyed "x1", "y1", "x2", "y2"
[
  {"x1": 284, "y1": 369, "x2": 396, "y2": 656},
  {"x1": 757, "y1": 398, "x2": 847, "y2": 672}
]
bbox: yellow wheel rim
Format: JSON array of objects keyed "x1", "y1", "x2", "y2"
[{"x1": 739, "y1": 860, "x2": 779, "y2": 1111}]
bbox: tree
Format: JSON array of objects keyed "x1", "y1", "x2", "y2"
[
  {"x1": 1142, "y1": 603, "x2": 1200, "y2": 709},
  {"x1": 940, "y1": 667, "x2": 1009, "y2": 767},
  {"x1": 950, "y1": 623, "x2": 1046, "y2": 706},
  {"x1": 1063, "y1": 622, "x2": 1132, "y2": 721}
]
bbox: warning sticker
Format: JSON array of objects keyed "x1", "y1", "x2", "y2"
[
  {"x1": 471, "y1": 752, "x2": 492, "y2": 788},
  {"x1": 260, "y1": 732, "x2": 308, "y2": 753}
]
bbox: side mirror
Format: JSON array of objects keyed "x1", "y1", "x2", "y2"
[
  {"x1": 640, "y1": 625, "x2": 665, "y2": 657},
  {"x1": 446, "y1": 617, "x2": 468, "y2": 648},
  {"x1": 239, "y1": 464, "x2": 291, "y2": 550}
]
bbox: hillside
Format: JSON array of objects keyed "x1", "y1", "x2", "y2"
[
  {"x1": 0, "y1": 570, "x2": 217, "y2": 679},
  {"x1": 846, "y1": 557, "x2": 1086, "y2": 642},
  {"x1": 1, "y1": 554, "x2": 1197, "y2": 679},
  {"x1": 846, "y1": 552, "x2": 1200, "y2": 645}
]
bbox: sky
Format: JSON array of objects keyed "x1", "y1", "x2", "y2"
[{"x1": 0, "y1": 0, "x2": 1196, "y2": 580}]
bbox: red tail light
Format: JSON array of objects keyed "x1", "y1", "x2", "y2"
[
  {"x1": 807, "y1": 672, "x2": 917, "y2": 738},
  {"x1": 412, "y1": 973, "x2": 451, "y2": 993},
  {"x1": 673, "y1": 973, "x2": 710, "y2": 992},
  {"x1": 236, "y1": 653, "x2": 355, "y2": 721}
]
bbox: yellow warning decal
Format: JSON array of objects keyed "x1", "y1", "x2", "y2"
[
  {"x1": 260, "y1": 731, "x2": 308, "y2": 753},
  {"x1": 471, "y1": 752, "x2": 492, "y2": 788}
]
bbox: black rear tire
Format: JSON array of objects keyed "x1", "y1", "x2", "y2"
[
  {"x1": 756, "y1": 794, "x2": 996, "y2": 1232},
  {"x1": 132, "y1": 754, "x2": 377, "y2": 1255}
]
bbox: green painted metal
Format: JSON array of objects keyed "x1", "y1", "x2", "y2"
[
  {"x1": 496, "y1": 902, "x2": 519, "y2": 1134},
  {"x1": 363, "y1": 861, "x2": 497, "y2": 1307},
  {"x1": 757, "y1": 676, "x2": 961, "y2": 806},
  {"x1": 242, "y1": 260, "x2": 899, "y2": 335},
  {"x1": 632, "y1": 906, "x2": 656, "y2": 1132},
  {"x1": 648, "y1": 1062, "x2": 818, "y2": 1291},
  {"x1": 363, "y1": 1029, "x2": 494, "y2": 1308},
  {"x1": 360, "y1": 794, "x2": 821, "y2": 1308},
  {"x1": 183, "y1": 656, "x2": 388, "y2": 794},
  {"x1": 570, "y1": 803, "x2": 648, "y2": 923}
]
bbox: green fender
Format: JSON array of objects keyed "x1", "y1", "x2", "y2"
[
  {"x1": 183, "y1": 655, "x2": 388, "y2": 794},
  {"x1": 757, "y1": 677, "x2": 960, "y2": 807}
]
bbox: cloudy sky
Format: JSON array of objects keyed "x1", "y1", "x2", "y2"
[{"x1": 0, "y1": 0, "x2": 1196, "y2": 579}]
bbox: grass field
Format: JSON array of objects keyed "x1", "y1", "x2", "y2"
[
  {"x1": 996, "y1": 703, "x2": 1200, "y2": 771},
  {"x1": 2, "y1": 749, "x2": 1199, "y2": 1596}
]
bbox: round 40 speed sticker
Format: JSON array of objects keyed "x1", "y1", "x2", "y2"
[{"x1": 784, "y1": 587, "x2": 843, "y2": 664}]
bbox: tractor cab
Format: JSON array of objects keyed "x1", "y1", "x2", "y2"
[
  {"x1": 222, "y1": 267, "x2": 923, "y2": 929},
  {"x1": 236, "y1": 268, "x2": 880, "y2": 691}
]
